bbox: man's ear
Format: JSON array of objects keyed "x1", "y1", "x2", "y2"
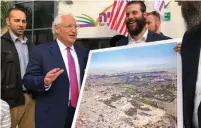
[
  {"x1": 6, "y1": 17, "x2": 10, "y2": 26},
  {"x1": 54, "y1": 25, "x2": 59, "y2": 34},
  {"x1": 157, "y1": 20, "x2": 161, "y2": 28}
]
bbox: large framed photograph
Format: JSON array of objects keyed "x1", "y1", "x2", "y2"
[{"x1": 72, "y1": 39, "x2": 183, "y2": 128}]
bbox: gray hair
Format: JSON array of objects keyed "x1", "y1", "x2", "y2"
[{"x1": 52, "y1": 13, "x2": 75, "y2": 36}]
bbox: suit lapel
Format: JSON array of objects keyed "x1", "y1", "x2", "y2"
[
  {"x1": 48, "y1": 41, "x2": 68, "y2": 79},
  {"x1": 145, "y1": 30, "x2": 152, "y2": 42}
]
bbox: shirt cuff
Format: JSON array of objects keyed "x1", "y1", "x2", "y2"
[{"x1": 44, "y1": 83, "x2": 52, "y2": 91}]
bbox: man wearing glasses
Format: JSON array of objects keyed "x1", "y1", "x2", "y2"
[{"x1": 23, "y1": 13, "x2": 89, "y2": 128}]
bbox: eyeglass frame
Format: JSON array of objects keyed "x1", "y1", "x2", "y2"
[{"x1": 56, "y1": 24, "x2": 80, "y2": 30}]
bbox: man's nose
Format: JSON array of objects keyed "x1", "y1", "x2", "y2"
[
  {"x1": 127, "y1": 14, "x2": 134, "y2": 20},
  {"x1": 19, "y1": 21, "x2": 24, "y2": 26}
]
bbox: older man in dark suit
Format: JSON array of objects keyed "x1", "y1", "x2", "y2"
[{"x1": 23, "y1": 13, "x2": 89, "y2": 128}]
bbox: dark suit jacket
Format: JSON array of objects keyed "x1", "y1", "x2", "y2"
[
  {"x1": 115, "y1": 30, "x2": 171, "y2": 46},
  {"x1": 23, "y1": 40, "x2": 89, "y2": 128},
  {"x1": 181, "y1": 29, "x2": 201, "y2": 128}
]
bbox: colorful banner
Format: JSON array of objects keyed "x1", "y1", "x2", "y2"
[{"x1": 58, "y1": 1, "x2": 120, "y2": 38}]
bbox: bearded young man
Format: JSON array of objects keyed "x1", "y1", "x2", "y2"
[
  {"x1": 115, "y1": 1, "x2": 171, "y2": 46},
  {"x1": 178, "y1": 1, "x2": 201, "y2": 128}
]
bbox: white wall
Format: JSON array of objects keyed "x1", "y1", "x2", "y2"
[
  {"x1": 162, "y1": 1, "x2": 186, "y2": 38},
  {"x1": 58, "y1": 0, "x2": 186, "y2": 39}
]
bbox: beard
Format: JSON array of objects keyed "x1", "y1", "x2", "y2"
[
  {"x1": 154, "y1": 24, "x2": 158, "y2": 33},
  {"x1": 181, "y1": 2, "x2": 201, "y2": 32},
  {"x1": 126, "y1": 16, "x2": 146, "y2": 36}
]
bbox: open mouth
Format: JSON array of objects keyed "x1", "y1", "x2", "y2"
[
  {"x1": 17, "y1": 29, "x2": 24, "y2": 32},
  {"x1": 69, "y1": 35, "x2": 76, "y2": 38},
  {"x1": 128, "y1": 20, "x2": 136, "y2": 25},
  {"x1": 129, "y1": 21, "x2": 137, "y2": 27}
]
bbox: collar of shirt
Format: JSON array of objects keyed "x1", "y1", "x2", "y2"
[
  {"x1": 9, "y1": 30, "x2": 28, "y2": 44},
  {"x1": 128, "y1": 29, "x2": 148, "y2": 45},
  {"x1": 56, "y1": 38, "x2": 75, "y2": 52}
]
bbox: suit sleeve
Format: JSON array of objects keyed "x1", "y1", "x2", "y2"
[
  {"x1": 180, "y1": 31, "x2": 190, "y2": 127},
  {"x1": 115, "y1": 40, "x2": 121, "y2": 46},
  {"x1": 115, "y1": 37, "x2": 128, "y2": 46},
  {"x1": 23, "y1": 47, "x2": 45, "y2": 92}
]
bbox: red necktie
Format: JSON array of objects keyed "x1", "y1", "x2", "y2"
[{"x1": 67, "y1": 47, "x2": 79, "y2": 108}]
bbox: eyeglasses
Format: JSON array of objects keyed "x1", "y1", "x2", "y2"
[{"x1": 59, "y1": 24, "x2": 79, "y2": 30}]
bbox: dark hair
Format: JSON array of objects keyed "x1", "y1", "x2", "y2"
[
  {"x1": 110, "y1": 35, "x2": 126, "y2": 47},
  {"x1": 7, "y1": 7, "x2": 27, "y2": 18},
  {"x1": 147, "y1": 11, "x2": 161, "y2": 21},
  {"x1": 127, "y1": 1, "x2": 146, "y2": 13}
]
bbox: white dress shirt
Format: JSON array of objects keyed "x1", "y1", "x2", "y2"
[
  {"x1": 193, "y1": 49, "x2": 201, "y2": 128},
  {"x1": 45, "y1": 39, "x2": 80, "y2": 100},
  {"x1": 9, "y1": 30, "x2": 28, "y2": 91},
  {"x1": 128, "y1": 29, "x2": 148, "y2": 45}
]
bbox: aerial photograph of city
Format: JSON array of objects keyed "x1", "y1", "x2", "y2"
[{"x1": 74, "y1": 42, "x2": 178, "y2": 128}]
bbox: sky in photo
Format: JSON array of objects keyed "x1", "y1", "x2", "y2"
[{"x1": 88, "y1": 42, "x2": 177, "y2": 73}]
